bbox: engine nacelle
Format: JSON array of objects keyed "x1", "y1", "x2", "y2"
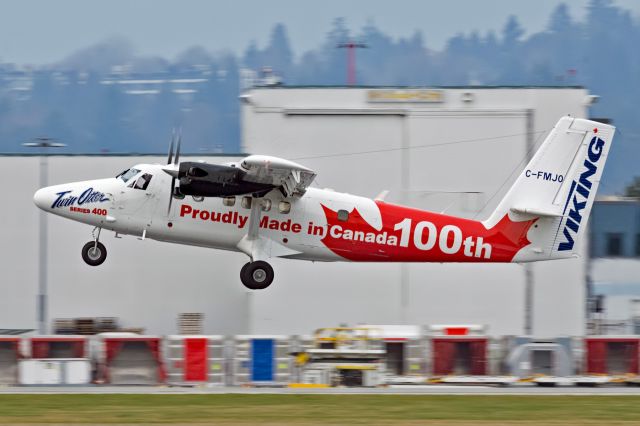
[{"x1": 176, "y1": 162, "x2": 275, "y2": 197}]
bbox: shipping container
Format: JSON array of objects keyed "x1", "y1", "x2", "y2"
[
  {"x1": 100, "y1": 335, "x2": 165, "y2": 385},
  {"x1": 0, "y1": 337, "x2": 21, "y2": 385},
  {"x1": 431, "y1": 337, "x2": 488, "y2": 376},
  {"x1": 165, "y1": 335, "x2": 226, "y2": 385},
  {"x1": 231, "y1": 335, "x2": 292, "y2": 385},
  {"x1": 30, "y1": 336, "x2": 86, "y2": 358},
  {"x1": 584, "y1": 337, "x2": 640, "y2": 375},
  {"x1": 503, "y1": 337, "x2": 574, "y2": 377}
]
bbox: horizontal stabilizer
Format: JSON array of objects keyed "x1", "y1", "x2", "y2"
[{"x1": 510, "y1": 206, "x2": 563, "y2": 217}]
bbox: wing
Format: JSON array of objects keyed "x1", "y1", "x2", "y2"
[
  {"x1": 231, "y1": 155, "x2": 316, "y2": 197},
  {"x1": 164, "y1": 155, "x2": 316, "y2": 198}
]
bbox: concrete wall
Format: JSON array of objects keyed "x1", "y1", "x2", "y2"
[
  {"x1": 242, "y1": 86, "x2": 591, "y2": 336},
  {"x1": 0, "y1": 155, "x2": 250, "y2": 335}
]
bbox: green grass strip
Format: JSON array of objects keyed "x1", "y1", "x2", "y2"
[{"x1": 0, "y1": 394, "x2": 639, "y2": 424}]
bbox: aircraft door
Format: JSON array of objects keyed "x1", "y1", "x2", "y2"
[{"x1": 116, "y1": 172, "x2": 160, "y2": 234}]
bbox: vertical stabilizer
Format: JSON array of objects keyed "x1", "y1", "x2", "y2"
[{"x1": 484, "y1": 117, "x2": 615, "y2": 262}]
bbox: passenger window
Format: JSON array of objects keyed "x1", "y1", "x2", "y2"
[
  {"x1": 278, "y1": 201, "x2": 291, "y2": 214},
  {"x1": 223, "y1": 196, "x2": 236, "y2": 207},
  {"x1": 133, "y1": 173, "x2": 152, "y2": 190},
  {"x1": 192, "y1": 195, "x2": 204, "y2": 202},
  {"x1": 261, "y1": 199, "x2": 272, "y2": 212},
  {"x1": 337, "y1": 209, "x2": 349, "y2": 222}
]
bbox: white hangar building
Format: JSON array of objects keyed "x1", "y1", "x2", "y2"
[{"x1": 1, "y1": 86, "x2": 597, "y2": 337}]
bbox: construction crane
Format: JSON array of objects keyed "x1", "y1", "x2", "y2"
[{"x1": 337, "y1": 41, "x2": 368, "y2": 85}]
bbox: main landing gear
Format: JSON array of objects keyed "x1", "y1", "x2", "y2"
[
  {"x1": 237, "y1": 194, "x2": 276, "y2": 290},
  {"x1": 240, "y1": 261, "x2": 274, "y2": 290},
  {"x1": 81, "y1": 227, "x2": 107, "y2": 266}
]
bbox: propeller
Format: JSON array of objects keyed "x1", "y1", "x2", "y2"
[
  {"x1": 167, "y1": 129, "x2": 175, "y2": 165},
  {"x1": 165, "y1": 129, "x2": 182, "y2": 214}
]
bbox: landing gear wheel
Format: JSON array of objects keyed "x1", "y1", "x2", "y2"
[
  {"x1": 81, "y1": 241, "x2": 107, "y2": 266},
  {"x1": 240, "y1": 261, "x2": 274, "y2": 290}
]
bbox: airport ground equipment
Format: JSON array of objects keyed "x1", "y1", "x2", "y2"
[
  {"x1": 503, "y1": 337, "x2": 575, "y2": 378},
  {"x1": 165, "y1": 335, "x2": 226, "y2": 386},
  {"x1": 230, "y1": 335, "x2": 293, "y2": 386},
  {"x1": 293, "y1": 327, "x2": 386, "y2": 387},
  {"x1": 360, "y1": 325, "x2": 427, "y2": 379},
  {"x1": 98, "y1": 334, "x2": 165, "y2": 385},
  {"x1": 290, "y1": 335, "x2": 315, "y2": 383},
  {"x1": 0, "y1": 337, "x2": 21, "y2": 385},
  {"x1": 429, "y1": 325, "x2": 489, "y2": 376},
  {"x1": 21, "y1": 336, "x2": 90, "y2": 385},
  {"x1": 18, "y1": 358, "x2": 91, "y2": 385},
  {"x1": 583, "y1": 336, "x2": 639, "y2": 376},
  {"x1": 30, "y1": 335, "x2": 87, "y2": 358},
  {"x1": 433, "y1": 375, "x2": 519, "y2": 385}
]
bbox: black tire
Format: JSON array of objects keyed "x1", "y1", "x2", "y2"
[
  {"x1": 81, "y1": 241, "x2": 107, "y2": 266},
  {"x1": 240, "y1": 262, "x2": 253, "y2": 287},
  {"x1": 240, "y1": 261, "x2": 274, "y2": 290}
]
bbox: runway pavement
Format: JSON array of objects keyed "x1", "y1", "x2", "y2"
[{"x1": 2, "y1": 384, "x2": 640, "y2": 395}]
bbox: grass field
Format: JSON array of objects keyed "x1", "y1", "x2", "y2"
[{"x1": 0, "y1": 395, "x2": 640, "y2": 425}]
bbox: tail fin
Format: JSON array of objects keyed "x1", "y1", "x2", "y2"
[{"x1": 484, "y1": 117, "x2": 615, "y2": 262}]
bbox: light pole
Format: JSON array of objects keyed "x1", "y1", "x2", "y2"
[
  {"x1": 23, "y1": 138, "x2": 66, "y2": 335},
  {"x1": 524, "y1": 110, "x2": 534, "y2": 335}
]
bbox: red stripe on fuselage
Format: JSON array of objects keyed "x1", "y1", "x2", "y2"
[{"x1": 320, "y1": 201, "x2": 535, "y2": 262}]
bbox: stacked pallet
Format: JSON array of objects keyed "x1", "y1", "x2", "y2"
[
  {"x1": 75, "y1": 318, "x2": 96, "y2": 335},
  {"x1": 52, "y1": 317, "x2": 122, "y2": 335},
  {"x1": 96, "y1": 317, "x2": 119, "y2": 333},
  {"x1": 52, "y1": 319, "x2": 75, "y2": 335},
  {"x1": 118, "y1": 328, "x2": 145, "y2": 334},
  {"x1": 178, "y1": 313, "x2": 204, "y2": 335}
]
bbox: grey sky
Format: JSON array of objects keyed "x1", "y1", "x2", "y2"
[{"x1": 1, "y1": 0, "x2": 639, "y2": 64}]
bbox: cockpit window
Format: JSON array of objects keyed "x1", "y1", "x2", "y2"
[
  {"x1": 116, "y1": 168, "x2": 141, "y2": 183},
  {"x1": 131, "y1": 173, "x2": 153, "y2": 190}
]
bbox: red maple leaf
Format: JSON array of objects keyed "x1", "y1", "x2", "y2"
[{"x1": 320, "y1": 202, "x2": 536, "y2": 262}]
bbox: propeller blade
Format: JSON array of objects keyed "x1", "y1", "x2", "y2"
[
  {"x1": 168, "y1": 128, "x2": 182, "y2": 215},
  {"x1": 167, "y1": 176, "x2": 175, "y2": 215},
  {"x1": 167, "y1": 129, "x2": 175, "y2": 165},
  {"x1": 174, "y1": 129, "x2": 182, "y2": 165}
]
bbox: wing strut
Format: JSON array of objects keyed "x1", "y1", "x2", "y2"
[
  {"x1": 236, "y1": 197, "x2": 267, "y2": 262},
  {"x1": 236, "y1": 197, "x2": 302, "y2": 261},
  {"x1": 246, "y1": 197, "x2": 262, "y2": 241}
]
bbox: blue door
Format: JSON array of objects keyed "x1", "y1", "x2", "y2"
[{"x1": 251, "y1": 339, "x2": 274, "y2": 382}]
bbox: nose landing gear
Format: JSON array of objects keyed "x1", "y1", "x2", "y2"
[
  {"x1": 240, "y1": 261, "x2": 274, "y2": 290},
  {"x1": 81, "y1": 227, "x2": 107, "y2": 266}
]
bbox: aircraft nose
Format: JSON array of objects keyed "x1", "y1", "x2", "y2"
[{"x1": 33, "y1": 187, "x2": 52, "y2": 211}]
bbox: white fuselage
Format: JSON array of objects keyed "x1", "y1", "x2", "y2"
[
  {"x1": 34, "y1": 163, "x2": 380, "y2": 263},
  {"x1": 31, "y1": 161, "x2": 543, "y2": 265}
]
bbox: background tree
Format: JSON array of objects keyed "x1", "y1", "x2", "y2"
[{"x1": 624, "y1": 177, "x2": 640, "y2": 198}]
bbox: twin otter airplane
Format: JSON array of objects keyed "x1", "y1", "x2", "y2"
[{"x1": 34, "y1": 117, "x2": 614, "y2": 290}]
